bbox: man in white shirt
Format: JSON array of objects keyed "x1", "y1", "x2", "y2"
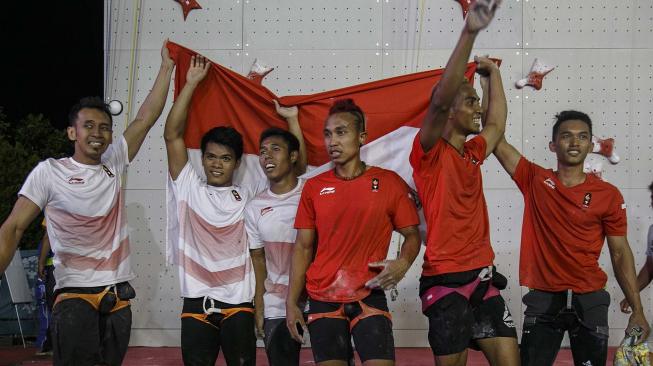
[
  {"x1": 0, "y1": 41, "x2": 175, "y2": 366},
  {"x1": 164, "y1": 55, "x2": 306, "y2": 366}
]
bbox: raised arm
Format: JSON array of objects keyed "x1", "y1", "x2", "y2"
[
  {"x1": 608, "y1": 235, "x2": 650, "y2": 343},
  {"x1": 163, "y1": 55, "x2": 210, "y2": 179},
  {"x1": 123, "y1": 40, "x2": 175, "y2": 162},
  {"x1": 274, "y1": 100, "x2": 307, "y2": 176},
  {"x1": 0, "y1": 197, "x2": 42, "y2": 274},
  {"x1": 475, "y1": 56, "x2": 507, "y2": 157},
  {"x1": 420, "y1": 0, "x2": 501, "y2": 151},
  {"x1": 286, "y1": 228, "x2": 315, "y2": 343}
]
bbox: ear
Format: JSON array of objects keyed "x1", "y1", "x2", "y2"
[
  {"x1": 359, "y1": 131, "x2": 368, "y2": 146},
  {"x1": 67, "y1": 126, "x2": 76, "y2": 142},
  {"x1": 290, "y1": 150, "x2": 298, "y2": 164},
  {"x1": 548, "y1": 141, "x2": 556, "y2": 152},
  {"x1": 235, "y1": 158, "x2": 242, "y2": 169}
]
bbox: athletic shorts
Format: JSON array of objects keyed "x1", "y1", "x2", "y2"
[
  {"x1": 520, "y1": 289, "x2": 610, "y2": 366},
  {"x1": 307, "y1": 290, "x2": 394, "y2": 363},
  {"x1": 420, "y1": 268, "x2": 517, "y2": 356},
  {"x1": 263, "y1": 318, "x2": 301, "y2": 366}
]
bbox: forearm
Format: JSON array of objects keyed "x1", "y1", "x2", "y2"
[
  {"x1": 38, "y1": 234, "x2": 49, "y2": 265},
  {"x1": 0, "y1": 224, "x2": 22, "y2": 273},
  {"x1": 635, "y1": 265, "x2": 653, "y2": 291},
  {"x1": 431, "y1": 29, "x2": 478, "y2": 108},
  {"x1": 164, "y1": 82, "x2": 199, "y2": 141},
  {"x1": 485, "y1": 69, "x2": 507, "y2": 134},
  {"x1": 613, "y1": 248, "x2": 644, "y2": 312},
  {"x1": 135, "y1": 64, "x2": 174, "y2": 126},
  {"x1": 286, "y1": 116, "x2": 307, "y2": 175},
  {"x1": 250, "y1": 249, "x2": 267, "y2": 307},
  {"x1": 286, "y1": 245, "x2": 312, "y2": 306},
  {"x1": 397, "y1": 228, "x2": 420, "y2": 267}
]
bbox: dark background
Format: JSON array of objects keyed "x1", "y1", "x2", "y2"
[{"x1": 0, "y1": 1, "x2": 104, "y2": 129}]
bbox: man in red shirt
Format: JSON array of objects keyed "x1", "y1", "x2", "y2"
[
  {"x1": 409, "y1": 0, "x2": 519, "y2": 365},
  {"x1": 286, "y1": 99, "x2": 421, "y2": 365},
  {"x1": 493, "y1": 111, "x2": 650, "y2": 365}
]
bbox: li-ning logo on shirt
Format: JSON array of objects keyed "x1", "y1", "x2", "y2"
[
  {"x1": 319, "y1": 187, "x2": 336, "y2": 195},
  {"x1": 68, "y1": 177, "x2": 85, "y2": 184},
  {"x1": 102, "y1": 165, "x2": 115, "y2": 178},
  {"x1": 371, "y1": 178, "x2": 379, "y2": 192},
  {"x1": 260, "y1": 207, "x2": 273, "y2": 216},
  {"x1": 543, "y1": 178, "x2": 556, "y2": 190},
  {"x1": 582, "y1": 193, "x2": 592, "y2": 208},
  {"x1": 232, "y1": 190, "x2": 242, "y2": 201}
]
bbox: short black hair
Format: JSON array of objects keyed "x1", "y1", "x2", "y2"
[
  {"x1": 259, "y1": 127, "x2": 300, "y2": 156},
  {"x1": 200, "y1": 126, "x2": 243, "y2": 159},
  {"x1": 552, "y1": 110, "x2": 593, "y2": 139},
  {"x1": 328, "y1": 98, "x2": 366, "y2": 132},
  {"x1": 68, "y1": 96, "x2": 112, "y2": 127}
]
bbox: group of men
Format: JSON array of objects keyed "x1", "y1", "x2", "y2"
[{"x1": 0, "y1": 1, "x2": 651, "y2": 366}]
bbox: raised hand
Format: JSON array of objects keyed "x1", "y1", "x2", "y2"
[
  {"x1": 465, "y1": 0, "x2": 501, "y2": 33},
  {"x1": 273, "y1": 100, "x2": 298, "y2": 120},
  {"x1": 186, "y1": 55, "x2": 210, "y2": 86},
  {"x1": 161, "y1": 39, "x2": 175, "y2": 69}
]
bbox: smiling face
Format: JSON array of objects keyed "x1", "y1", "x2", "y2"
[
  {"x1": 67, "y1": 108, "x2": 113, "y2": 164},
  {"x1": 549, "y1": 119, "x2": 593, "y2": 167},
  {"x1": 449, "y1": 82, "x2": 482, "y2": 135},
  {"x1": 323, "y1": 112, "x2": 366, "y2": 166},
  {"x1": 259, "y1": 135, "x2": 297, "y2": 182},
  {"x1": 201, "y1": 142, "x2": 240, "y2": 187}
]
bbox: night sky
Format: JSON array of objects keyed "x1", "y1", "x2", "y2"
[{"x1": 0, "y1": 1, "x2": 103, "y2": 129}]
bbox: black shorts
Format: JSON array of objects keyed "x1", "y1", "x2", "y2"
[
  {"x1": 52, "y1": 282, "x2": 134, "y2": 366},
  {"x1": 520, "y1": 289, "x2": 610, "y2": 366},
  {"x1": 263, "y1": 318, "x2": 301, "y2": 366},
  {"x1": 180, "y1": 297, "x2": 256, "y2": 366},
  {"x1": 307, "y1": 290, "x2": 394, "y2": 363},
  {"x1": 420, "y1": 269, "x2": 517, "y2": 356}
]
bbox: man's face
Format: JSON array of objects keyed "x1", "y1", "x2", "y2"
[
  {"x1": 323, "y1": 113, "x2": 366, "y2": 165},
  {"x1": 549, "y1": 119, "x2": 593, "y2": 167},
  {"x1": 67, "y1": 108, "x2": 113, "y2": 162},
  {"x1": 259, "y1": 135, "x2": 296, "y2": 182},
  {"x1": 449, "y1": 82, "x2": 482, "y2": 135},
  {"x1": 202, "y1": 142, "x2": 239, "y2": 187}
]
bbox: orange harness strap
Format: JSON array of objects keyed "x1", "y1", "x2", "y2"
[
  {"x1": 53, "y1": 287, "x2": 130, "y2": 313},
  {"x1": 181, "y1": 307, "x2": 255, "y2": 329},
  {"x1": 306, "y1": 301, "x2": 392, "y2": 331}
]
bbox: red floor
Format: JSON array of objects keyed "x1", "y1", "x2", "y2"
[{"x1": 0, "y1": 346, "x2": 618, "y2": 366}]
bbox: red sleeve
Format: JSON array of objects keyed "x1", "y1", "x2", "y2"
[
  {"x1": 294, "y1": 181, "x2": 316, "y2": 229},
  {"x1": 388, "y1": 173, "x2": 420, "y2": 229},
  {"x1": 602, "y1": 188, "x2": 627, "y2": 236},
  {"x1": 409, "y1": 132, "x2": 424, "y2": 173},
  {"x1": 464, "y1": 135, "x2": 487, "y2": 164},
  {"x1": 512, "y1": 157, "x2": 538, "y2": 194}
]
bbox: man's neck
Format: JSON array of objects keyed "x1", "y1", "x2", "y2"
[
  {"x1": 269, "y1": 173, "x2": 298, "y2": 195},
  {"x1": 334, "y1": 157, "x2": 365, "y2": 179},
  {"x1": 71, "y1": 152, "x2": 101, "y2": 165},
  {"x1": 555, "y1": 163, "x2": 587, "y2": 187},
  {"x1": 441, "y1": 125, "x2": 468, "y2": 154}
]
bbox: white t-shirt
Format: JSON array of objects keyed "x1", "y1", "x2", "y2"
[
  {"x1": 645, "y1": 224, "x2": 653, "y2": 257},
  {"x1": 170, "y1": 162, "x2": 264, "y2": 303},
  {"x1": 19, "y1": 136, "x2": 134, "y2": 289},
  {"x1": 244, "y1": 179, "x2": 305, "y2": 319}
]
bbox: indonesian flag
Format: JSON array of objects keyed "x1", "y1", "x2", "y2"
[{"x1": 165, "y1": 41, "x2": 478, "y2": 264}]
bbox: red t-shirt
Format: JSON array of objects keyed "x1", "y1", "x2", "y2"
[
  {"x1": 513, "y1": 157, "x2": 627, "y2": 293},
  {"x1": 409, "y1": 134, "x2": 494, "y2": 276},
  {"x1": 294, "y1": 166, "x2": 419, "y2": 302}
]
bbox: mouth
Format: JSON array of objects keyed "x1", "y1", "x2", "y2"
[
  {"x1": 567, "y1": 149, "x2": 581, "y2": 157},
  {"x1": 208, "y1": 170, "x2": 224, "y2": 178},
  {"x1": 264, "y1": 163, "x2": 276, "y2": 172},
  {"x1": 472, "y1": 114, "x2": 482, "y2": 127},
  {"x1": 328, "y1": 149, "x2": 342, "y2": 158},
  {"x1": 88, "y1": 141, "x2": 104, "y2": 148}
]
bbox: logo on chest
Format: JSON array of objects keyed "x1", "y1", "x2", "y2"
[
  {"x1": 68, "y1": 177, "x2": 85, "y2": 184},
  {"x1": 543, "y1": 178, "x2": 556, "y2": 190},
  {"x1": 582, "y1": 193, "x2": 592, "y2": 208},
  {"x1": 231, "y1": 190, "x2": 242, "y2": 201},
  {"x1": 102, "y1": 165, "x2": 115, "y2": 178},
  {"x1": 319, "y1": 187, "x2": 336, "y2": 196},
  {"x1": 260, "y1": 207, "x2": 273, "y2": 216},
  {"x1": 371, "y1": 178, "x2": 379, "y2": 192}
]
